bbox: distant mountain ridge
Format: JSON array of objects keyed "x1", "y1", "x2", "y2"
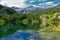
[
  {"x1": 11, "y1": 4, "x2": 60, "y2": 13},
  {"x1": 11, "y1": 6, "x2": 43, "y2": 13},
  {"x1": 0, "y1": 4, "x2": 60, "y2": 14}
]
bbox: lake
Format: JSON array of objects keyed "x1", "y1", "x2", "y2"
[{"x1": 0, "y1": 22, "x2": 60, "y2": 40}]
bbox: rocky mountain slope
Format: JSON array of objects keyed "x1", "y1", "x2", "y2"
[{"x1": 11, "y1": 4, "x2": 60, "y2": 13}]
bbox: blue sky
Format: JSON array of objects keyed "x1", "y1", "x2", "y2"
[
  {"x1": 0, "y1": 0, "x2": 60, "y2": 8},
  {"x1": 25, "y1": 0, "x2": 60, "y2": 6}
]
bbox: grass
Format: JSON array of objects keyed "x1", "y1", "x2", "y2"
[{"x1": 38, "y1": 26, "x2": 60, "y2": 40}]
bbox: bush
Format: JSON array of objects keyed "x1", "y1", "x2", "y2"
[{"x1": 0, "y1": 19, "x2": 6, "y2": 26}]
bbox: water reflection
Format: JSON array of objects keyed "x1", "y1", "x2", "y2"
[
  {"x1": 0, "y1": 22, "x2": 60, "y2": 40},
  {"x1": 0, "y1": 22, "x2": 41, "y2": 40},
  {"x1": 0, "y1": 30, "x2": 41, "y2": 40}
]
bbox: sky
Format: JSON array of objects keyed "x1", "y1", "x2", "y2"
[{"x1": 0, "y1": 0, "x2": 60, "y2": 8}]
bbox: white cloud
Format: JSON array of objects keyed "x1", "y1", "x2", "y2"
[
  {"x1": 46, "y1": 1, "x2": 59, "y2": 6},
  {"x1": 0, "y1": 0, "x2": 25, "y2": 8},
  {"x1": 29, "y1": 0, "x2": 35, "y2": 3},
  {"x1": 0, "y1": 0, "x2": 59, "y2": 7},
  {"x1": 46, "y1": 2, "x2": 53, "y2": 5}
]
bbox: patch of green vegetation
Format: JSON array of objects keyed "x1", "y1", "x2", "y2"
[
  {"x1": 0, "y1": 5, "x2": 60, "y2": 38},
  {"x1": 0, "y1": 19, "x2": 6, "y2": 26},
  {"x1": 38, "y1": 27, "x2": 60, "y2": 40}
]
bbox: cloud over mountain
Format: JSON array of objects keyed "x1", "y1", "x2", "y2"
[{"x1": 0, "y1": 0, "x2": 25, "y2": 7}]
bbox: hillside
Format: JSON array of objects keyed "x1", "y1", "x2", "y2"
[{"x1": 0, "y1": 5, "x2": 17, "y2": 14}]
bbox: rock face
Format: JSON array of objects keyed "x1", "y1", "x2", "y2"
[
  {"x1": 57, "y1": 16, "x2": 60, "y2": 20},
  {"x1": 54, "y1": 4, "x2": 60, "y2": 8},
  {"x1": 22, "y1": 6, "x2": 42, "y2": 13},
  {"x1": 11, "y1": 6, "x2": 22, "y2": 13}
]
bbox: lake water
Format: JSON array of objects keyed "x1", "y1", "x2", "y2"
[
  {"x1": 0, "y1": 22, "x2": 60, "y2": 40},
  {"x1": 0, "y1": 30, "x2": 41, "y2": 40}
]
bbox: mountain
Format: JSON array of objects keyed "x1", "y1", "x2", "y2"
[
  {"x1": 21, "y1": 6, "x2": 43, "y2": 13},
  {"x1": 11, "y1": 4, "x2": 60, "y2": 13},
  {"x1": 11, "y1": 6, "x2": 43, "y2": 13},
  {"x1": 53, "y1": 4, "x2": 60, "y2": 8},
  {"x1": 0, "y1": 5, "x2": 17, "y2": 14},
  {"x1": 0, "y1": 5, "x2": 3, "y2": 9}
]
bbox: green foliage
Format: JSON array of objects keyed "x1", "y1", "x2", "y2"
[
  {"x1": 0, "y1": 19, "x2": 6, "y2": 26},
  {"x1": 0, "y1": 5, "x2": 60, "y2": 37}
]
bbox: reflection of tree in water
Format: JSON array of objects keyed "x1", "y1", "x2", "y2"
[{"x1": 0, "y1": 21, "x2": 41, "y2": 37}]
